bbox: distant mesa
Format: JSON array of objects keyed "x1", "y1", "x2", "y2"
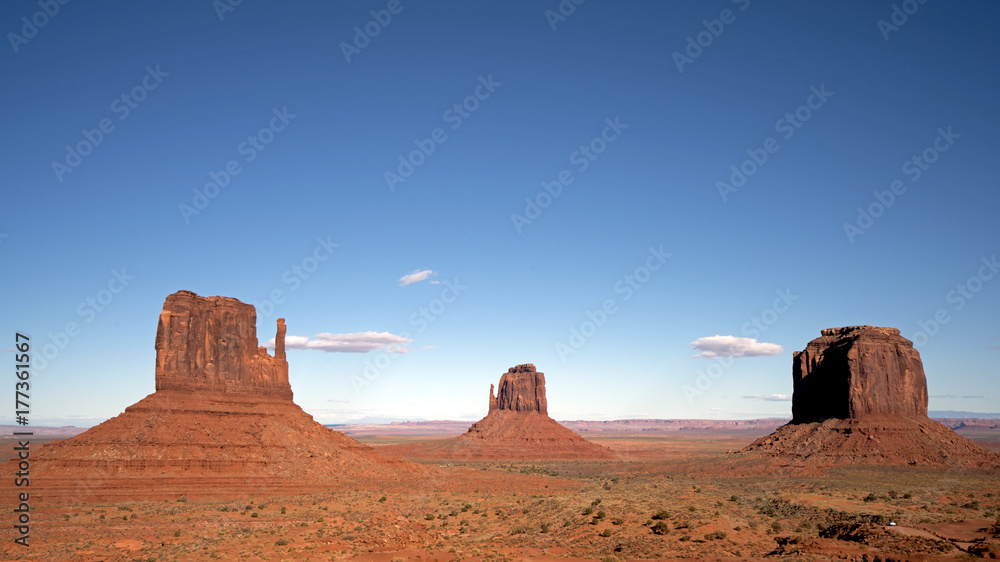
[
  {"x1": 382, "y1": 363, "x2": 615, "y2": 461},
  {"x1": 739, "y1": 325, "x2": 1000, "y2": 469},
  {"x1": 14, "y1": 290, "x2": 418, "y2": 502}
]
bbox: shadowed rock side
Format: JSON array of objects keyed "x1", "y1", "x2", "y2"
[
  {"x1": 792, "y1": 326, "x2": 927, "y2": 423},
  {"x1": 14, "y1": 290, "x2": 421, "y2": 502},
  {"x1": 737, "y1": 326, "x2": 1000, "y2": 470},
  {"x1": 380, "y1": 364, "x2": 614, "y2": 461}
]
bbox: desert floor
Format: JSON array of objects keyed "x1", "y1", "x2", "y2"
[{"x1": 2, "y1": 427, "x2": 999, "y2": 561}]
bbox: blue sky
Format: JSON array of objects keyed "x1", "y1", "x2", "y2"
[{"x1": 2, "y1": 1, "x2": 998, "y2": 426}]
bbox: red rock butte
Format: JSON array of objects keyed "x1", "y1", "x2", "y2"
[
  {"x1": 382, "y1": 364, "x2": 615, "y2": 461},
  {"x1": 740, "y1": 325, "x2": 1000, "y2": 469},
  {"x1": 13, "y1": 290, "x2": 419, "y2": 502}
]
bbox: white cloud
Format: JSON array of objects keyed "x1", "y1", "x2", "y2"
[
  {"x1": 743, "y1": 393, "x2": 792, "y2": 401},
  {"x1": 690, "y1": 335, "x2": 782, "y2": 358},
  {"x1": 399, "y1": 269, "x2": 436, "y2": 286},
  {"x1": 265, "y1": 331, "x2": 411, "y2": 353}
]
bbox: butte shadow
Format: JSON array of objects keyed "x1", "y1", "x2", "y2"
[
  {"x1": 10, "y1": 290, "x2": 423, "y2": 503},
  {"x1": 379, "y1": 364, "x2": 616, "y2": 462},
  {"x1": 734, "y1": 325, "x2": 1000, "y2": 470}
]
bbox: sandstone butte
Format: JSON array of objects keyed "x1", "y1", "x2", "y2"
[
  {"x1": 10, "y1": 290, "x2": 421, "y2": 503},
  {"x1": 382, "y1": 364, "x2": 615, "y2": 461},
  {"x1": 739, "y1": 325, "x2": 1000, "y2": 469}
]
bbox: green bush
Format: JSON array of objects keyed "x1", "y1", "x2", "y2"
[{"x1": 651, "y1": 521, "x2": 670, "y2": 535}]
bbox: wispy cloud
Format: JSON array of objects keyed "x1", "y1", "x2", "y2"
[
  {"x1": 690, "y1": 335, "x2": 782, "y2": 358},
  {"x1": 265, "y1": 331, "x2": 411, "y2": 353},
  {"x1": 743, "y1": 393, "x2": 792, "y2": 401},
  {"x1": 399, "y1": 269, "x2": 436, "y2": 286}
]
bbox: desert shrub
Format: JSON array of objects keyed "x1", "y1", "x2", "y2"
[
  {"x1": 704, "y1": 530, "x2": 727, "y2": 540},
  {"x1": 275, "y1": 538, "x2": 289, "y2": 546},
  {"x1": 652, "y1": 510, "x2": 670, "y2": 520},
  {"x1": 177, "y1": 496, "x2": 187, "y2": 503},
  {"x1": 600, "y1": 529, "x2": 612, "y2": 537},
  {"x1": 679, "y1": 535, "x2": 691, "y2": 541},
  {"x1": 424, "y1": 513, "x2": 435, "y2": 520},
  {"x1": 280, "y1": 507, "x2": 286, "y2": 514},
  {"x1": 583, "y1": 507, "x2": 594, "y2": 515},
  {"x1": 592, "y1": 499, "x2": 602, "y2": 506},
  {"x1": 730, "y1": 495, "x2": 739, "y2": 502},
  {"x1": 251, "y1": 512, "x2": 258, "y2": 518},
  {"x1": 316, "y1": 516, "x2": 325, "y2": 523},
  {"x1": 540, "y1": 522, "x2": 549, "y2": 533},
  {"x1": 596, "y1": 510, "x2": 606, "y2": 519},
  {"x1": 863, "y1": 493, "x2": 877, "y2": 502},
  {"x1": 651, "y1": 521, "x2": 670, "y2": 535},
  {"x1": 771, "y1": 522, "x2": 783, "y2": 533},
  {"x1": 379, "y1": 496, "x2": 387, "y2": 503},
  {"x1": 611, "y1": 517, "x2": 624, "y2": 525}
]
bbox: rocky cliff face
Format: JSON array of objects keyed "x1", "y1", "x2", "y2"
[
  {"x1": 154, "y1": 290, "x2": 291, "y2": 399},
  {"x1": 792, "y1": 325, "x2": 927, "y2": 423},
  {"x1": 489, "y1": 363, "x2": 547, "y2": 414}
]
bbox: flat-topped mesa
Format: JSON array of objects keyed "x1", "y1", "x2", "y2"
[
  {"x1": 488, "y1": 363, "x2": 547, "y2": 414},
  {"x1": 792, "y1": 325, "x2": 927, "y2": 423},
  {"x1": 154, "y1": 290, "x2": 291, "y2": 399}
]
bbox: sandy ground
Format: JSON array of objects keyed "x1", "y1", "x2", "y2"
[{"x1": 1, "y1": 430, "x2": 999, "y2": 561}]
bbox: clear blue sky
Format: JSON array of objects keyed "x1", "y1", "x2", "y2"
[{"x1": 2, "y1": 1, "x2": 998, "y2": 426}]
